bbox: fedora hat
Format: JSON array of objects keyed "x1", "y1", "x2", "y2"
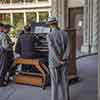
[{"x1": 47, "y1": 16, "x2": 58, "y2": 24}]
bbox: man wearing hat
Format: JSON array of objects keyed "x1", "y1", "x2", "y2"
[
  {"x1": 3, "y1": 24, "x2": 15, "y2": 81},
  {"x1": 47, "y1": 16, "x2": 70, "y2": 100},
  {"x1": 3, "y1": 24, "x2": 15, "y2": 49},
  {"x1": 0, "y1": 23, "x2": 8, "y2": 86}
]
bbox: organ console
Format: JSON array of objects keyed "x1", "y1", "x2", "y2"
[{"x1": 15, "y1": 22, "x2": 78, "y2": 88}]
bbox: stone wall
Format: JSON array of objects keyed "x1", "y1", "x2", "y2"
[
  {"x1": 81, "y1": 0, "x2": 98, "y2": 53},
  {"x1": 68, "y1": 0, "x2": 84, "y2": 8},
  {"x1": 51, "y1": 0, "x2": 98, "y2": 53}
]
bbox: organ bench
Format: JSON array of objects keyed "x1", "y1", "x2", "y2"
[{"x1": 15, "y1": 58, "x2": 49, "y2": 88}]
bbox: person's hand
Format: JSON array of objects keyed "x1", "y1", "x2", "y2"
[
  {"x1": 12, "y1": 42, "x2": 15, "y2": 45},
  {"x1": 9, "y1": 42, "x2": 15, "y2": 47},
  {"x1": 59, "y1": 60, "x2": 64, "y2": 64},
  {"x1": 14, "y1": 53, "x2": 21, "y2": 59}
]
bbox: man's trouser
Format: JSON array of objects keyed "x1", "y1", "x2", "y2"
[
  {"x1": 50, "y1": 65, "x2": 69, "y2": 100},
  {"x1": 0, "y1": 49, "x2": 7, "y2": 82}
]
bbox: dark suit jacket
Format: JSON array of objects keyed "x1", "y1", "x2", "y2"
[{"x1": 15, "y1": 32, "x2": 36, "y2": 59}]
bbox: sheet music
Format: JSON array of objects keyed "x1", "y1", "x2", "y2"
[
  {"x1": 34, "y1": 26, "x2": 50, "y2": 33},
  {"x1": 34, "y1": 26, "x2": 43, "y2": 33}
]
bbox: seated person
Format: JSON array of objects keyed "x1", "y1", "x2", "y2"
[
  {"x1": 15, "y1": 25, "x2": 37, "y2": 59},
  {"x1": 15, "y1": 25, "x2": 38, "y2": 72}
]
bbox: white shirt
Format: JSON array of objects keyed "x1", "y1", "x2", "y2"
[{"x1": 0, "y1": 32, "x2": 8, "y2": 49}]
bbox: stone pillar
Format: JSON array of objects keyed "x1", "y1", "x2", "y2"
[
  {"x1": 23, "y1": 0, "x2": 26, "y2": 4},
  {"x1": 51, "y1": 0, "x2": 58, "y2": 17},
  {"x1": 49, "y1": 10, "x2": 51, "y2": 16},
  {"x1": 49, "y1": 0, "x2": 51, "y2": 5},
  {"x1": 96, "y1": 0, "x2": 100, "y2": 51},
  {"x1": 36, "y1": 12, "x2": 39, "y2": 22},
  {"x1": 24, "y1": 12, "x2": 27, "y2": 25},
  {"x1": 10, "y1": 0, "x2": 12, "y2": 4},
  {"x1": 81, "y1": 0, "x2": 97, "y2": 53},
  {"x1": 58, "y1": 0, "x2": 68, "y2": 29},
  {"x1": 64, "y1": 0, "x2": 68, "y2": 28},
  {"x1": 10, "y1": 13, "x2": 13, "y2": 25},
  {"x1": 81, "y1": 0, "x2": 88, "y2": 52},
  {"x1": 97, "y1": 0, "x2": 100, "y2": 99},
  {"x1": 91, "y1": 0, "x2": 98, "y2": 53},
  {"x1": 51, "y1": 0, "x2": 68, "y2": 29}
]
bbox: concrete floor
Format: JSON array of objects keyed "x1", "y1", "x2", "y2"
[{"x1": 0, "y1": 55, "x2": 97, "y2": 100}]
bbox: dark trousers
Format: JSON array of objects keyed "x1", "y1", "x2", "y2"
[
  {"x1": 21, "y1": 51, "x2": 48, "y2": 73},
  {"x1": 7, "y1": 51, "x2": 15, "y2": 76},
  {"x1": 0, "y1": 50, "x2": 7, "y2": 82},
  {"x1": 21, "y1": 64, "x2": 40, "y2": 73}
]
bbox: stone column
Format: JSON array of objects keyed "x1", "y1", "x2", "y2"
[
  {"x1": 64, "y1": 0, "x2": 68, "y2": 28},
  {"x1": 24, "y1": 12, "x2": 27, "y2": 25},
  {"x1": 81, "y1": 0, "x2": 88, "y2": 52},
  {"x1": 23, "y1": 0, "x2": 26, "y2": 4},
  {"x1": 96, "y1": 0, "x2": 100, "y2": 51},
  {"x1": 49, "y1": 10, "x2": 51, "y2": 16},
  {"x1": 91, "y1": 0, "x2": 98, "y2": 53},
  {"x1": 51, "y1": 0, "x2": 68, "y2": 29},
  {"x1": 51, "y1": 0, "x2": 58, "y2": 17},
  {"x1": 49, "y1": 0, "x2": 51, "y2": 5},
  {"x1": 36, "y1": 12, "x2": 39, "y2": 22},
  {"x1": 58, "y1": 0, "x2": 68, "y2": 29},
  {"x1": 97, "y1": 0, "x2": 100, "y2": 99},
  {"x1": 81, "y1": 0, "x2": 97, "y2": 53},
  {"x1": 10, "y1": 13, "x2": 13, "y2": 25}
]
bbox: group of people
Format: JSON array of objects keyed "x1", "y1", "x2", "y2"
[{"x1": 0, "y1": 16, "x2": 70, "y2": 100}]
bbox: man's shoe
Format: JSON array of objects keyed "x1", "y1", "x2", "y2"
[{"x1": 0, "y1": 81, "x2": 8, "y2": 87}]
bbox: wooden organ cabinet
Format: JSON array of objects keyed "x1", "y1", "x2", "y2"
[
  {"x1": 65, "y1": 28, "x2": 78, "y2": 80},
  {"x1": 15, "y1": 24, "x2": 78, "y2": 88}
]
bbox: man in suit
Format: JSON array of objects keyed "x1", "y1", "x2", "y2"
[
  {"x1": 0, "y1": 23, "x2": 8, "y2": 86},
  {"x1": 47, "y1": 16, "x2": 70, "y2": 100},
  {"x1": 3, "y1": 24, "x2": 15, "y2": 79}
]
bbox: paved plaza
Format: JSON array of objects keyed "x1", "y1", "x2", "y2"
[{"x1": 0, "y1": 55, "x2": 97, "y2": 100}]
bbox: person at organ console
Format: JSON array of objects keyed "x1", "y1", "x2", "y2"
[
  {"x1": 15, "y1": 25, "x2": 38, "y2": 72},
  {"x1": 15, "y1": 24, "x2": 49, "y2": 73},
  {"x1": 15, "y1": 25, "x2": 36, "y2": 58}
]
